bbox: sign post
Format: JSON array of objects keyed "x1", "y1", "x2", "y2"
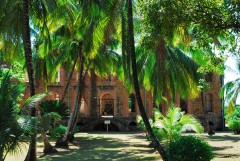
[{"x1": 104, "y1": 120, "x2": 111, "y2": 132}]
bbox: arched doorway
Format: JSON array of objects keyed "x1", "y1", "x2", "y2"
[{"x1": 101, "y1": 93, "x2": 114, "y2": 116}]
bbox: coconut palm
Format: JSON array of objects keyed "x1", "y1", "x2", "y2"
[
  {"x1": 220, "y1": 59, "x2": 240, "y2": 114},
  {"x1": 46, "y1": 1, "x2": 123, "y2": 146},
  {"x1": 126, "y1": 0, "x2": 167, "y2": 160},
  {"x1": 137, "y1": 43, "x2": 201, "y2": 105},
  {"x1": 0, "y1": 1, "x2": 58, "y2": 160}
]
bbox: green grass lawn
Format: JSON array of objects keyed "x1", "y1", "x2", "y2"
[
  {"x1": 5, "y1": 131, "x2": 240, "y2": 161},
  {"x1": 6, "y1": 132, "x2": 160, "y2": 161},
  {"x1": 38, "y1": 132, "x2": 160, "y2": 161}
]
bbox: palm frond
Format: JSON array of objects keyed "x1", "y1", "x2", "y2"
[
  {"x1": 179, "y1": 114, "x2": 204, "y2": 133},
  {"x1": 150, "y1": 106, "x2": 203, "y2": 141},
  {"x1": 17, "y1": 116, "x2": 37, "y2": 136},
  {"x1": 22, "y1": 93, "x2": 48, "y2": 109},
  {"x1": 220, "y1": 78, "x2": 240, "y2": 113}
]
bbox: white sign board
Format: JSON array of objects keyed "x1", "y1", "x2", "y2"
[{"x1": 104, "y1": 120, "x2": 110, "y2": 124}]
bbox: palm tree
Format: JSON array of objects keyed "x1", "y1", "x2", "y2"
[
  {"x1": 61, "y1": 59, "x2": 77, "y2": 102},
  {"x1": 126, "y1": 0, "x2": 167, "y2": 160},
  {"x1": 152, "y1": 106, "x2": 204, "y2": 141},
  {"x1": 137, "y1": 43, "x2": 201, "y2": 105},
  {"x1": 61, "y1": 41, "x2": 85, "y2": 145},
  {"x1": 220, "y1": 59, "x2": 240, "y2": 114},
  {"x1": 22, "y1": 1, "x2": 38, "y2": 160},
  {"x1": 48, "y1": 0, "x2": 122, "y2": 145},
  {"x1": 0, "y1": 1, "x2": 58, "y2": 160}
]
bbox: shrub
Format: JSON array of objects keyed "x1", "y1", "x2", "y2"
[
  {"x1": 49, "y1": 125, "x2": 67, "y2": 138},
  {"x1": 166, "y1": 135, "x2": 214, "y2": 161},
  {"x1": 40, "y1": 112, "x2": 62, "y2": 132},
  {"x1": 225, "y1": 105, "x2": 240, "y2": 134},
  {"x1": 40, "y1": 100, "x2": 69, "y2": 118},
  {"x1": 228, "y1": 120, "x2": 240, "y2": 134},
  {"x1": 49, "y1": 125, "x2": 78, "y2": 139}
]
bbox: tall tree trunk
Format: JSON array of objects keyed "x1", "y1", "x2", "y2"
[
  {"x1": 23, "y1": 0, "x2": 37, "y2": 160},
  {"x1": 69, "y1": 46, "x2": 85, "y2": 135},
  {"x1": 90, "y1": 69, "x2": 97, "y2": 117},
  {"x1": 127, "y1": 0, "x2": 167, "y2": 160},
  {"x1": 56, "y1": 41, "x2": 84, "y2": 147},
  {"x1": 61, "y1": 59, "x2": 77, "y2": 102}
]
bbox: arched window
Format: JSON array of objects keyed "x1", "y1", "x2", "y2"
[{"x1": 128, "y1": 93, "x2": 136, "y2": 112}]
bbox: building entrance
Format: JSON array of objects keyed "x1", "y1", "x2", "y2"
[
  {"x1": 101, "y1": 94, "x2": 114, "y2": 116},
  {"x1": 103, "y1": 100, "x2": 114, "y2": 115}
]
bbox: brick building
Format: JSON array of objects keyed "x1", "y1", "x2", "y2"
[{"x1": 23, "y1": 68, "x2": 224, "y2": 131}]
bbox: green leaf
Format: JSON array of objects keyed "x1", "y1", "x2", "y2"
[{"x1": 22, "y1": 93, "x2": 48, "y2": 109}]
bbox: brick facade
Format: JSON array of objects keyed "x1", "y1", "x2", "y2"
[{"x1": 23, "y1": 68, "x2": 224, "y2": 131}]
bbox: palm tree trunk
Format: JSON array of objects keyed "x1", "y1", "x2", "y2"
[
  {"x1": 38, "y1": 108, "x2": 57, "y2": 154},
  {"x1": 22, "y1": 0, "x2": 37, "y2": 160},
  {"x1": 69, "y1": 43, "x2": 85, "y2": 135},
  {"x1": 56, "y1": 41, "x2": 84, "y2": 146},
  {"x1": 61, "y1": 59, "x2": 77, "y2": 102},
  {"x1": 70, "y1": 66, "x2": 89, "y2": 134},
  {"x1": 90, "y1": 69, "x2": 97, "y2": 117},
  {"x1": 23, "y1": 1, "x2": 35, "y2": 97},
  {"x1": 41, "y1": 130, "x2": 57, "y2": 154},
  {"x1": 127, "y1": 0, "x2": 167, "y2": 160}
]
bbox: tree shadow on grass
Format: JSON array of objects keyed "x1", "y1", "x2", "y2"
[
  {"x1": 216, "y1": 153, "x2": 240, "y2": 159},
  {"x1": 211, "y1": 145, "x2": 234, "y2": 151},
  {"x1": 38, "y1": 133, "x2": 160, "y2": 161},
  {"x1": 200, "y1": 134, "x2": 240, "y2": 143}
]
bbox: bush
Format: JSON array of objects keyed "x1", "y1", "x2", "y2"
[
  {"x1": 225, "y1": 105, "x2": 240, "y2": 134},
  {"x1": 166, "y1": 135, "x2": 214, "y2": 161},
  {"x1": 49, "y1": 125, "x2": 67, "y2": 138},
  {"x1": 40, "y1": 100, "x2": 69, "y2": 118},
  {"x1": 49, "y1": 124, "x2": 79, "y2": 139},
  {"x1": 228, "y1": 120, "x2": 240, "y2": 134}
]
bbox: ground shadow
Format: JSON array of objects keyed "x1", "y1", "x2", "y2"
[
  {"x1": 38, "y1": 132, "x2": 160, "y2": 161},
  {"x1": 200, "y1": 134, "x2": 240, "y2": 143}
]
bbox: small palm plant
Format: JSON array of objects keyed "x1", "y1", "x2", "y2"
[
  {"x1": 0, "y1": 72, "x2": 26, "y2": 160},
  {"x1": 137, "y1": 105, "x2": 203, "y2": 141},
  {"x1": 0, "y1": 72, "x2": 47, "y2": 160}
]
